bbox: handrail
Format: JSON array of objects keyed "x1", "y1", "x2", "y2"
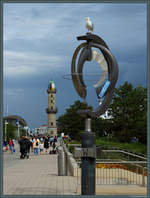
[
  {"x1": 76, "y1": 160, "x2": 147, "y2": 164},
  {"x1": 102, "y1": 150, "x2": 147, "y2": 160},
  {"x1": 68, "y1": 144, "x2": 147, "y2": 160}
]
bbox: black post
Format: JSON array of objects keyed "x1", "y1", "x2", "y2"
[{"x1": 81, "y1": 117, "x2": 96, "y2": 195}]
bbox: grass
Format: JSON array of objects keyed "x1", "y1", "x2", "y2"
[
  {"x1": 67, "y1": 137, "x2": 147, "y2": 156},
  {"x1": 96, "y1": 137, "x2": 147, "y2": 155}
]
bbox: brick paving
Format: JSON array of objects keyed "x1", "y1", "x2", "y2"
[
  {"x1": 3, "y1": 148, "x2": 147, "y2": 195},
  {"x1": 3, "y1": 153, "x2": 78, "y2": 195}
]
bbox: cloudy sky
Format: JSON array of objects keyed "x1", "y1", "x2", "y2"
[{"x1": 3, "y1": 3, "x2": 147, "y2": 131}]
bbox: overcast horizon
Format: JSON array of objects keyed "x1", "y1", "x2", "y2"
[{"x1": 3, "y1": 3, "x2": 147, "y2": 130}]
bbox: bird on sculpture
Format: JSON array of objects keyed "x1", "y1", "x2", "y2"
[{"x1": 85, "y1": 17, "x2": 94, "y2": 32}]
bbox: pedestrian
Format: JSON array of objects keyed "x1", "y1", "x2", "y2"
[
  {"x1": 19, "y1": 136, "x2": 28, "y2": 159},
  {"x1": 49, "y1": 136, "x2": 54, "y2": 146},
  {"x1": 8, "y1": 138, "x2": 13, "y2": 154},
  {"x1": 44, "y1": 136, "x2": 49, "y2": 154},
  {"x1": 54, "y1": 136, "x2": 57, "y2": 143},
  {"x1": 30, "y1": 137, "x2": 34, "y2": 152},
  {"x1": 39, "y1": 141, "x2": 44, "y2": 155},
  {"x1": 3, "y1": 140, "x2": 7, "y2": 151},
  {"x1": 25, "y1": 137, "x2": 32, "y2": 158},
  {"x1": 33, "y1": 137, "x2": 40, "y2": 155},
  {"x1": 52, "y1": 142, "x2": 57, "y2": 154}
]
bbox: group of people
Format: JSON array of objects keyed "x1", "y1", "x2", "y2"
[
  {"x1": 18, "y1": 136, "x2": 58, "y2": 159},
  {"x1": 3, "y1": 138, "x2": 16, "y2": 153}
]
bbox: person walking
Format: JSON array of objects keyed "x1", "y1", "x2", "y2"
[
  {"x1": 30, "y1": 137, "x2": 34, "y2": 152},
  {"x1": 52, "y1": 142, "x2": 57, "y2": 154},
  {"x1": 54, "y1": 136, "x2": 57, "y2": 143},
  {"x1": 44, "y1": 136, "x2": 49, "y2": 154},
  {"x1": 49, "y1": 136, "x2": 54, "y2": 146},
  {"x1": 8, "y1": 138, "x2": 13, "y2": 154},
  {"x1": 33, "y1": 137, "x2": 40, "y2": 155},
  {"x1": 19, "y1": 136, "x2": 28, "y2": 159},
  {"x1": 39, "y1": 141, "x2": 44, "y2": 155},
  {"x1": 25, "y1": 137, "x2": 32, "y2": 158}
]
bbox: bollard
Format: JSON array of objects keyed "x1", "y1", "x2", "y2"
[{"x1": 58, "y1": 147, "x2": 67, "y2": 176}]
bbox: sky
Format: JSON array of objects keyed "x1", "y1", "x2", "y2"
[{"x1": 3, "y1": 3, "x2": 147, "y2": 131}]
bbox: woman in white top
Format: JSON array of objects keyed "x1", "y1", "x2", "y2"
[{"x1": 33, "y1": 137, "x2": 40, "y2": 155}]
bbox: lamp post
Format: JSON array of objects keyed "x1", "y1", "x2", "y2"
[
  {"x1": 4, "y1": 120, "x2": 8, "y2": 141},
  {"x1": 16, "y1": 120, "x2": 20, "y2": 139},
  {"x1": 24, "y1": 126, "x2": 28, "y2": 137}
]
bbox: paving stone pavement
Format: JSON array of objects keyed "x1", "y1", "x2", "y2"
[
  {"x1": 3, "y1": 152, "x2": 78, "y2": 195},
  {"x1": 3, "y1": 148, "x2": 147, "y2": 196}
]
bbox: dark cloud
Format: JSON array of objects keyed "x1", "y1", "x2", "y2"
[{"x1": 3, "y1": 3, "x2": 147, "y2": 129}]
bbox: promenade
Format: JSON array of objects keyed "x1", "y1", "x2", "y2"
[
  {"x1": 3, "y1": 150, "x2": 77, "y2": 195},
  {"x1": 3, "y1": 147, "x2": 147, "y2": 196}
]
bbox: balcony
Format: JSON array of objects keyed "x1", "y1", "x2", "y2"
[
  {"x1": 47, "y1": 88, "x2": 57, "y2": 94},
  {"x1": 46, "y1": 107, "x2": 58, "y2": 114}
]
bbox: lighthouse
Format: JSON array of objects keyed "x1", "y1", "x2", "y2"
[{"x1": 46, "y1": 80, "x2": 57, "y2": 136}]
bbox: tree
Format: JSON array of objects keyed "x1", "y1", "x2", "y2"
[
  {"x1": 3, "y1": 122, "x2": 27, "y2": 141},
  {"x1": 107, "y1": 82, "x2": 147, "y2": 143},
  {"x1": 91, "y1": 117, "x2": 106, "y2": 138},
  {"x1": 19, "y1": 128, "x2": 27, "y2": 137},
  {"x1": 57, "y1": 100, "x2": 93, "y2": 140},
  {"x1": 3, "y1": 122, "x2": 17, "y2": 141},
  {"x1": 57, "y1": 100, "x2": 109, "y2": 140},
  {"x1": 131, "y1": 86, "x2": 147, "y2": 143}
]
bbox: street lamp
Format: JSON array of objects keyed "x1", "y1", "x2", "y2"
[
  {"x1": 16, "y1": 120, "x2": 20, "y2": 139},
  {"x1": 4, "y1": 120, "x2": 8, "y2": 141},
  {"x1": 24, "y1": 126, "x2": 29, "y2": 137}
]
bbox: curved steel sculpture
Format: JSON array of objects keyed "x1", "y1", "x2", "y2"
[{"x1": 71, "y1": 33, "x2": 119, "y2": 117}]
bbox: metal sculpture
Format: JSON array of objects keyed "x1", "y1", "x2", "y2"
[
  {"x1": 71, "y1": 33, "x2": 119, "y2": 117},
  {"x1": 71, "y1": 22, "x2": 119, "y2": 195}
]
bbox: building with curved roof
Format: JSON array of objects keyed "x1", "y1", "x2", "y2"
[{"x1": 3, "y1": 115, "x2": 27, "y2": 127}]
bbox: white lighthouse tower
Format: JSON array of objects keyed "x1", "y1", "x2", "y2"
[{"x1": 46, "y1": 80, "x2": 57, "y2": 136}]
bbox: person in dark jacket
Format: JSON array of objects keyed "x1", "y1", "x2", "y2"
[
  {"x1": 52, "y1": 142, "x2": 57, "y2": 154},
  {"x1": 25, "y1": 137, "x2": 32, "y2": 158},
  {"x1": 44, "y1": 136, "x2": 49, "y2": 154},
  {"x1": 54, "y1": 136, "x2": 57, "y2": 143},
  {"x1": 19, "y1": 136, "x2": 28, "y2": 159}
]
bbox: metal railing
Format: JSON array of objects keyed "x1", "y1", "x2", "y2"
[
  {"x1": 68, "y1": 144, "x2": 146, "y2": 161},
  {"x1": 96, "y1": 148, "x2": 146, "y2": 161},
  {"x1": 67, "y1": 143, "x2": 147, "y2": 189},
  {"x1": 76, "y1": 161, "x2": 147, "y2": 187}
]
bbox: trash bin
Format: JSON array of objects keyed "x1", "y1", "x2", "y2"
[{"x1": 57, "y1": 147, "x2": 66, "y2": 176}]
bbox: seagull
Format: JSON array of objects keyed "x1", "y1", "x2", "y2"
[{"x1": 85, "y1": 17, "x2": 94, "y2": 32}]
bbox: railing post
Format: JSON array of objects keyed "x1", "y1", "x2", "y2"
[{"x1": 142, "y1": 167, "x2": 145, "y2": 186}]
